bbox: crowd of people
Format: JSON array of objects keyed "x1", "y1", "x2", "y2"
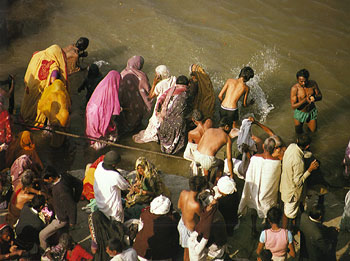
[{"x1": 0, "y1": 37, "x2": 349, "y2": 261}]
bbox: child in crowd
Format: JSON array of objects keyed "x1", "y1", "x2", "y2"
[{"x1": 106, "y1": 237, "x2": 137, "y2": 261}]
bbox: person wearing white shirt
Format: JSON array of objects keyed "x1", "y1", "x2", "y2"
[{"x1": 106, "y1": 237, "x2": 138, "y2": 261}]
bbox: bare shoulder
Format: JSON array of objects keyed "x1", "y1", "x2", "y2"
[{"x1": 291, "y1": 83, "x2": 299, "y2": 93}]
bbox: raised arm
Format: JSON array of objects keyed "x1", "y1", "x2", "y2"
[{"x1": 242, "y1": 87, "x2": 249, "y2": 107}]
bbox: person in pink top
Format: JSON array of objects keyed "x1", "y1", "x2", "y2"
[
  {"x1": 256, "y1": 207, "x2": 295, "y2": 261},
  {"x1": 85, "y1": 70, "x2": 121, "y2": 150}
]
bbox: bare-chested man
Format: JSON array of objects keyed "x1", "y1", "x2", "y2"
[
  {"x1": 194, "y1": 117, "x2": 234, "y2": 180},
  {"x1": 218, "y1": 66, "x2": 254, "y2": 128},
  {"x1": 184, "y1": 110, "x2": 212, "y2": 161},
  {"x1": 290, "y1": 69, "x2": 322, "y2": 134},
  {"x1": 177, "y1": 176, "x2": 208, "y2": 261}
]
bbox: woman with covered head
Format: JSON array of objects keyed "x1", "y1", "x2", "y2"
[
  {"x1": 21, "y1": 44, "x2": 68, "y2": 124},
  {"x1": 5, "y1": 130, "x2": 43, "y2": 171},
  {"x1": 85, "y1": 70, "x2": 121, "y2": 150},
  {"x1": 118, "y1": 55, "x2": 152, "y2": 135},
  {"x1": 133, "y1": 65, "x2": 176, "y2": 143},
  {"x1": 0, "y1": 95, "x2": 12, "y2": 170},
  {"x1": 126, "y1": 157, "x2": 170, "y2": 208}
]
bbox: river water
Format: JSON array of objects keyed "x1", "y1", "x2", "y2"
[{"x1": 0, "y1": 0, "x2": 350, "y2": 182}]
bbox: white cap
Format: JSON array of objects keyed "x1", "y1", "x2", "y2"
[
  {"x1": 150, "y1": 195, "x2": 171, "y2": 215},
  {"x1": 217, "y1": 176, "x2": 237, "y2": 195}
]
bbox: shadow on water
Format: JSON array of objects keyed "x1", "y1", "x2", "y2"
[{"x1": 0, "y1": 0, "x2": 54, "y2": 49}]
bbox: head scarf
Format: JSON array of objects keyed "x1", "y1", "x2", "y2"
[
  {"x1": 121, "y1": 56, "x2": 152, "y2": 112},
  {"x1": 86, "y1": 70, "x2": 121, "y2": 139},
  {"x1": 217, "y1": 176, "x2": 237, "y2": 195},
  {"x1": 150, "y1": 195, "x2": 171, "y2": 215},
  {"x1": 10, "y1": 155, "x2": 33, "y2": 189},
  {"x1": 135, "y1": 157, "x2": 157, "y2": 179},
  {"x1": 155, "y1": 65, "x2": 170, "y2": 79},
  {"x1": 20, "y1": 131, "x2": 35, "y2": 151}
]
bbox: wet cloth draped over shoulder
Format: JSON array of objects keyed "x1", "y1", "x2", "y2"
[
  {"x1": 21, "y1": 44, "x2": 68, "y2": 123},
  {"x1": 85, "y1": 70, "x2": 121, "y2": 142},
  {"x1": 191, "y1": 64, "x2": 215, "y2": 119},
  {"x1": 126, "y1": 157, "x2": 170, "y2": 208},
  {"x1": 238, "y1": 156, "x2": 281, "y2": 218},
  {"x1": 133, "y1": 74, "x2": 176, "y2": 143},
  {"x1": 5, "y1": 131, "x2": 43, "y2": 170},
  {"x1": 119, "y1": 56, "x2": 152, "y2": 133},
  {"x1": 157, "y1": 85, "x2": 188, "y2": 155}
]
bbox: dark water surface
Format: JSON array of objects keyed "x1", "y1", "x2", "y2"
[{"x1": 0, "y1": 0, "x2": 350, "y2": 185}]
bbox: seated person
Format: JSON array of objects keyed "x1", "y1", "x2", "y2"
[
  {"x1": 125, "y1": 157, "x2": 170, "y2": 208},
  {"x1": 15, "y1": 194, "x2": 46, "y2": 259},
  {"x1": 106, "y1": 237, "x2": 137, "y2": 261},
  {"x1": 6, "y1": 170, "x2": 44, "y2": 227},
  {"x1": 42, "y1": 233, "x2": 93, "y2": 261},
  {"x1": 81, "y1": 155, "x2": 104, "y2": 201},
  {"x1": 0, "y1": 223, "x2": 24, "y2": 259},
  {"x1": 10, "y1": 154, "x2": 37, "y2": 189},
  {"x1": 133, "y1": 195, "x2": 180, "y2": 260}
]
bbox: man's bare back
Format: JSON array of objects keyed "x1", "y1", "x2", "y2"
[
  {"x1": 197, "y1": 128, "x2": 231, "y2": 156},
  {"x1": 188, "y1": 119, "x2": 212, "y2": 144},
  {"x1": 177, "y1": 190, "x2": 201, "y2": 231},
  {"x1": 218, "y1": 78, "x2": 249, "y2": 109}
]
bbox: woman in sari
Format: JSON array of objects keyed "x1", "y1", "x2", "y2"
[
  {"x1": 85, "y1": 70, "x2": 121, "y2": 150},
  {"x1": 5, "y1": 131, "x2": 43, "y2": 171},
  {"x1": 119, "y1": 56, "x2": 152, "y2": 135},
  {"x1": 133, "y1": 65, "x2": 176, "y2": 144},
  {"x1": 21, "y1": 44, "x2": 68, "y2": 124},
  {"x1": 157, "y1": 75, "x2": 189, "y2": 155},
  {"x1": 126, "y1": 157, "x2": 170, "y2": 208},
  {"x1": 190, "y1": 64, "x2": 215, "y2": 120}
]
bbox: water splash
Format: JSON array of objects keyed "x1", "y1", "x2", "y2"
[{"x1": 234, "y1": 47, "x2": 279, "y2": 122}]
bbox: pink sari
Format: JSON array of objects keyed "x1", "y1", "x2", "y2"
[{"x1": 85, "y1": 71, "x2": 121, "y2": 141}]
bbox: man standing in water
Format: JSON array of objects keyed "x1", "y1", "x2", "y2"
[
  {"x1": 177, "y1": 176, "x2": 208, "y2": 261},
  {"x1": 218, "y1": 66, "x2": 254, "y2": 129},
  {"x1": 290, "y1": 69, "x2": 322, "y2": 134}
]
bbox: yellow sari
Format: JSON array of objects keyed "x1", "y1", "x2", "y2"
[
  {"x1": 191, "y1": 64, "x2": 215, "y2": 119},
  {"x1": 36, "y1": 79, "x2": 71, "y2": 147},
  {"x1": 21, "y1": 44, "x2": 68, "y2": 123}
]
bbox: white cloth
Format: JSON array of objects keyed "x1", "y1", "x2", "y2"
[
  {"x1": 340, "y1": 190, "x2": 350, "y2": 231},
  {"x1": 133, "y1": 76, "x2": 176, "y2": 143},
  {"x1": 224, "y1": 158, "x2": 243, "y2": 178},
  {"x1": 188, "y1": 231, "x2": 209, "y2": 261},
  {"x1": 183, "y1": 142, "x2": 198, "y2": 162},
  {"x1": 237, "y1": 119, "x2": 257, "y2": 154},
  {"x1": 110, "y1": 247, "x2": 138, "y2": 261},
  {"x1": 150, "y1": 195, "x2": 171, "y2": 215},
  {"x1": 238, "y1": 156, "x2": 281, "y2": 218},
  {"x1": 94, "y1": 162, "x2": 129, "y2": 222}
]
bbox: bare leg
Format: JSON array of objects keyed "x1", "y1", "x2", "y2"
[
  {"x1": 307, "y1": 119, "x2": 317, "y2": 132},
  {"x1": 282, "y1": 213, "x2": 289, "y2": 229},
  {"x1": 294, "y1": 119, "x2": 303, "y2": 134},
  {"x1": 184, "y1": 248, "x2": 190, "y2": 261}
]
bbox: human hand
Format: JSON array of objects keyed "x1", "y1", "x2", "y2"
[
  {"x1": 309, "y1": 95, "x2": 315, "y2": 102},
  {"x1": 308, "y1": 159, "x2": 319, "y2": 172},
  {"x1": 248, "y1": 116, "x2": 255, "y2": 122}
]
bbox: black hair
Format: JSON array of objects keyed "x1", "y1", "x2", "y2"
[
  {"x1": 309, "y1": 205, "x2": 324, "y2": 220},
  {"x1": 88, "y1": 64, "x2": 100, "y2": 77},
  {"x1": 189, "y1": 176, "x2": 208, "y2": 192},
  {"x1": 263, "y1": 137, "x2": 276, "y2": 155},
  {"x1": 239, "y1": 66, "x2": 254, "y2": 82},
  {"x1": 75, "y1": 37, "x2": 89, "y2": 51},
  {"x1": 176, "y1": 75, "x2": 189, "y2": 86},
  {"x1": 192, "y1": 109, "x2": 203, "y2": 122},
  {"x1": 107, "y1": 237, "x2": 123, "y2": 253},
  {"x1": 260, "y1": 249, "x2": 273, "y2": 261},
  {"x1": 21, "y1": 169, "x2": 34, "y2": 188},
  {"x1": 266, "y1": 206, "x2": 282, "y2": 225},
  {"x1": 296, "y1": 69, "x2": 309, "y2": 80},
  {"x1": 297, "y1": 134, "x2": 311, "y2": 149},
  {"x1": 31, "y1": 194, "x2": 46, "y2": 212},
  {"x1": 59, "y1": 233, "x2": 74, "y2": 250},
  {"x1": 42, "y1": 165, "x2": 59, "y2": 180},
  {"x1": 219, "y1": 117, "x2": 231, "y2": 128}
]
